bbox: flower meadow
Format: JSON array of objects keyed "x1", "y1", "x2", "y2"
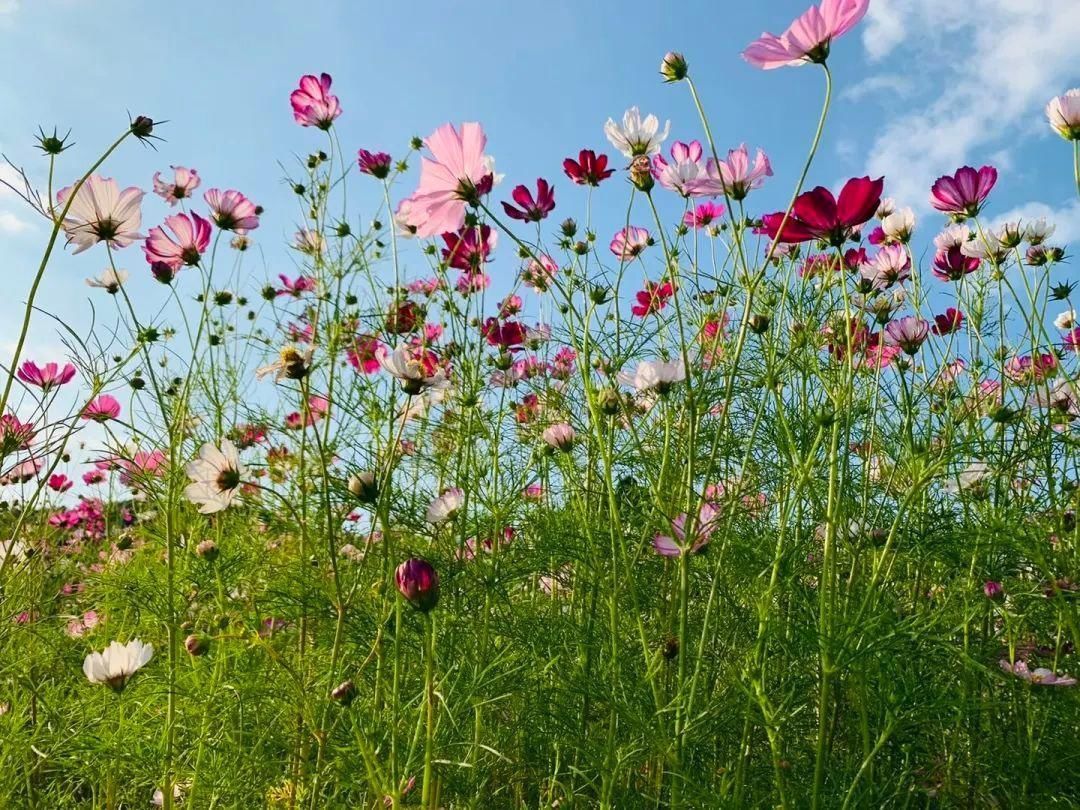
[{"x1": 3, "y1": 1, "x2": 1080, "y2": 807}]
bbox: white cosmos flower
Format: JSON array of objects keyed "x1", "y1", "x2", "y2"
[
  {"x1": 379, "y1": 344, "x2": 446, "y2": 392},
  {"x1": 960, "y1": 228, "x2": 1009, "y2": 262},
  {"x1": 1054, "y1": 309, "x2": 1076, "y2": 330},
  {"x1": 604, "y1": 106, "x2": 670, "y2": 157},
  {"x1": 933, "y1": 224, "x2": 971, "y2": 252},
  {"x1": 0, "y1": 537, "x2": 29, "y2": 568},
  {"x1": 880, "y1": 207, "x2": 915, "y2": 243},
  {"x1": 184, "y1": 439, "x2": 246, "y2": 514},
  {"x1": 617, "y1": 359, "x2": 686, "y2": 393},
  {"x1": 875, "y1": 197, "x2": 895, "y2": 218},
  {"x1": 56, "y1": 174, "x2": 144, "y2": 254},
  {"x1": 427, "y1": 488, "x2": 464, "y2": 524},
  {"x1": 1025, "y1": 217, "x2": 1056, "y2": 245},
  {"x1": 943, "y1": 461, "x2": 990, "y2": 495},
  {"x1": 82, "y1": 639, "x2": 153, "y2": 691},
  {"x1": 85, "y1": 268, "x2": 129, "y2": 294}
]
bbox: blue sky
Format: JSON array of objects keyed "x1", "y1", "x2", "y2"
[{"x1": 0, "y1": 0, "x2": 1077, "y2": 377}]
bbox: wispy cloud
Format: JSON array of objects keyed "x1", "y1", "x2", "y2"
[{"x1": 859, "y1": 0, "x2": 1080, "y2": 208}]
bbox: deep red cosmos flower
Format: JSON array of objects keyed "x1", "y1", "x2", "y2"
[
  {"x1": 562, "y1": 149, "x2": 615, "y2": 186},
  {"x1": 760, "y1": 176, "x2": 884, "y2": 246},
  {"x1": 631, "y1": 281, "x2": 675, "y2": 317},
  {"x1": 502, "y1": 179, "x2": 555, "y2": 222},
  {"x1": 482, "y1": 318, "x2": 528, "y2": 349}
]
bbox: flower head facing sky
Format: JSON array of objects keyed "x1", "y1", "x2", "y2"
[
  {"x1": 604, "y1": 107, "x2": 670, "y2": 158},
  {"x1": 56, "y1": 174, "x2": 144, "y2": 254},
  {"x1": 742, "y1": 0, "x2": 870, "y2": 69},
  {"x1": 290, "y1": 73, "x2": 342, "y2": 129}
]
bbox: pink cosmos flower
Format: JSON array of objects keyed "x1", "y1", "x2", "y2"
[
  {"x1": 742, "y1": 0, "x2": 869, "y2": 69},
  {"x1": 1046, "y1": 89, "x2": 1080, "y2": 141},
  {"x1": 152, "y1": 166, "x2": 200, "y2": 205},
  {"x1": 610, "y1": 226, "x2": 651, "y2": 259},
  {"x1": 695, "y1": 144, "x2": 773, "y2": 200},
  {"x1": 542, "y1": 423, "x2": 575, "y2": 452},
  {"x1": 442, "y1": 225, "x2": 497, "y2": 271},
  {"x1": 56, "y1": 174, "x2": 144, "y2": 254},
  {"x1": 82, "y1": 395, "x2": 121, "y2": 422},
  {"x1": 117, "y1": 449, "x2": 167, "y2": 488},
  {"x1": 684, "y1": 201, "x2": 727, "y2": 229},
  {"x1": 502, "y1": 178, "x2": 555, "y2": 222},
  {"x1": 999, "y1": 659, "x2": 1076, "y2": 687},
  {"x1": 83, "y1": 469, "x2": 105, "y2": 485},
  {"x1": 290, "y1": 73, "x2": 342, "y2": 129},
  {"x1": 203, "y1": 188, "x2": 260, "y2": 233},
  {"x1": 347, "y1": 336, "x2": 383, "y2": 374},
  {"x1": 143, "y1": 212, "x2": 211, "y2": 270},
  {"x1": 0, "y1": 414, "x2": 34, "y2": 454},
  {"x1": 932, "y1": 246, "x2": 980, "y2": 281},
  {"x1": 18, "y1": 361, "x2": 76, "y2": 391},
  {"x1": 929, "y1": 166, "x2": 997, "y2": 219},
  {"x1": 276, "y1": 274, "x2": 317, "y2": 297},
  {"x1": 521, "y1": 255, "x2": 558, "y2": 293},
  {"x1": 401, "y1": 122, "x2": 497, "y2": 238},
  {"x1": 884, "y1": 316, "x2": 930, "y2": 355},
  {"x1": 358, "y1": 149, "x2": 393, "y2": 179},
  {"x1": 631, "y1": 281, "x2": 675, "y2": 317},
  {"x1": 652, "y1": 140, "x2": 709, "y2": 197},
  {"x1": 859, "y1": 244, "x2": 911, "y2": 290},
  {"x1": 760, "y1": 176, "x2": 883, "y2": 245},
  {"x1": 562, "y1": 149, "x2": 615, "y2": 186},
  {"x1": 48, "y1": 473, "x2": 73, "y2": 493},
  {"x1": 653, "y1": 503, "x2": 719, "y2": 557}
]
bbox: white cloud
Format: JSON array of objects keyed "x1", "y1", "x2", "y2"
[
  {"x1": 0, "y1": 1, "x2": 17, "y2": 14},
  {"x1": 860, "y1": 0, "x2": 1080, "y2": 209},
  {"x1": 0, "y1": 210, "x2": 31, "y2": 233}
]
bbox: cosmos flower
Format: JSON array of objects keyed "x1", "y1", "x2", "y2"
[
  {"x1": 652, "y1": 140, "x2": 710, "y2": 197},
  {"x1": 880, "y1": 207, "x2": 915, "y2": 243},
  {"x1": 630, "y1": 280, "x2": 674, "y2": 317},
  {"x1": 932, "y1": 308, "x2": 964, "y2": 336},
  {"x1": 653, "y1": 502, "x2": 720, "y2": 557},
  {"x1": 683, "y1": 201, "x2": 727, "y2": 229},
  {"x1": 932, "y1": 246, "x2": 980, "y2": 281},
  {"x1": 85, "y1": 268, "x2": 129, "y2": 294},
  {"x1": 395, "y1": 558, "x2": 439, "y2": 612},
  {"x1": 204, "y1": 188, "x2": 260, "y2": 232},
  {"x1": 1046, "y1": 89, "x2": 1080, "y2": 140},
  {"x1": 290, "y1": 73, "x2": 342, "y2": 129},
  {"x1": 152, "y1": 166, "x2": 200, "y2": 205},
  {"x1": 695, "y1": 144, "x2": 772, "y2": 200},
  {"x1": 400, "y1": 122, "x2": 498, "y2": 238},
  {"x1": 562, "y1": 149, "x2": 615, "y2": 186},
  {"x1": 521, "y1": 255, "x2": 558, "y2": 293},
  {"x1": 760, "y1": 176, "x2": 883, "y2": 245},
  {"x1": 929, "y1": 166, "x2": 997, "y2": 219},
  {"x1": 184, "y1": 439, "x2": 247, "y2": 514},
  {"x1": 610, "y1": 226, "x2": 651, "y2": 259},
  {"x1": 379, "y1": 344, "x2": 446, "y2": 395},
  {"x1": 617, "y1": 359, "x2": 686, "y2": 394},
  {"x1": 83, "y1": 639, "x2": 153, "y2": 691},
  {"x1": 358, "y1": 149, "x2": 393, "y2": 179},
  {"x1": 427, "y1": 488, "x2": 464, "y2": 524},
  {"x1": 143, "y1": 212, "x2": 212, "y2": 270},
  {"x1": 542, "y1": 423, "x2": 576, "y2": 452},
  {"x1": 56, "y1": 174, "x2": 144, "y2": 254},
  {"x1": 999, "y1": 659, "x2": 1076, "y2": 687},
  {"x1": 884, "y1": 316, "x2": 930, "y2": 355},
  {"x1": 604, "y1": 107, "x2": 670, "y2": 157},
  {"x1": 17, "y1": 361, "x2": 76, "y2": 391},
  {"x1": 742, "y1": 0, "x2": 870, "y2": 69},
  {"x1": 501, "y1": 178, "x2": 555, "y2": 222},
  {"x1": 82, "y1": 395, "x2": 121, "y2": 422}
]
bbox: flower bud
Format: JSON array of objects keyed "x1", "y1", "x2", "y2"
[
  {"x1": 629, "y1": 155, "x2": 654, "y2": 192},
  {"x1": 185, "y1": 633, "x2": 209, "y2": 656},
  {"x1": 542, "y1": 423, "x2": 576, "y2": 453},
  {"x1": 347, "y1": 471, "x2": 380, "y2": 504},
  {"x1": 331, "y1": 679, "x2": 357, "y2": 706},
  {"x1": 130, "y1": 115, "x2": 155, "y2": 139},
  {"x1": 395, "y1": 558, "x2": 439, "y2": 612},
  {"x1": 195, "y1": 539, "x2": 219, "y2": 562},
  {"x1": 983, "y1": 580, "x2": 1004, "y2": 602},
  {"x1": 659, "y1": 51, "x2": 689, "y2": 83}
]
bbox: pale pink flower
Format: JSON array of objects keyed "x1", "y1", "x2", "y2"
[
  {"x1": 542, "y1": 423, "x2": 575, "y2": 452},
  {"x1": 203, "y1": 188, "x2": 260, "y2": 233},
  {"x1": 884, "y1": 316, "x2": 930, "y2": 355},
  {"x1": 152, "y1": 166, "x2": 200, "y2": 205},
  {"x1": 1046, "y1": 89, "x2": 1080, "y2": 140},
  {"x1": 609, "y1": 226, "x2": 651, "y2": 260},
  {"x1": 999, "y1": 659, "x2": 1076, "y2": 687},
  {"x1": 143, "y1": 212, "x2": 211, "y2": 269},
  {"x1": 82, "y1": 395, "x2": 121, "y2": 422},
  {"x1": 426, "y1": 488, "x2": 464, "y2": 524},
  {"x1": 694, "y1": 144, "x2": 772, "y2": 200},
  {"x1": 651, "y1": 140, "x2": 709, "y2": 197},
  {"x1": 653, "y1": 503, "x2": 719, "y2": 557},
  {"x1": 17, "y1": 361, "x2": 76, "y2": 391},
  {"x1": 290, "y1": 73, "x2": 342, "y2": 129},
  {"x1": 400, "y1": 122, "x2": 497, "y2": 238},
  {"x1": 742, "y1": 0, "x2": 869, "y2": 70},
  {"x1": 56, "y1": 174, "x2": 144, "y2": 254}
]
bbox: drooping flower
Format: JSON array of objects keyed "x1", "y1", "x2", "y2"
[
  {"x1": 502, "y1": 178, "x2": 555, "y2": 222},
  {"x1": 742, "y1": 0, "x2": 870, "y2": 69},
  {"x1": 683, "y1": 201, "x2": 727, "y2": 229},
  {"x1": 400, "y1": 122, "x2": 497, "y2": 238},
  {"x1": 610, "y1": 226, "x2": 651, "y2": 259},
  {"x1": 290, "y1": 73, "x2": 342, "y2": 129},
  {"x1": 184, "y1": 439, "x2": 247, "y2": 514},
  {"x1": 999, "y1": 659, "x2": 1076, "y2": 687},
  {"x1": 604, "y1": 107, "x2": 670, "y2": 157},
  {"x1": 85, "y1": 268, "x2": 129, "y2": 294},
  {"x1": 82, "y1": 395, "x2": 121, "y2": 422},
  {"x1": 1046, "y1": 89, "x2": 1080, "y2": 140},
  {"x1": 929, "y1": 166, "x2": 997, "y2": 219},
  {"x1": 562, "y1": 149, "x2": 615, "y2": 186},
  {"x1": 358, "y1": 149, "x2": 393, "y2": 179},
  {"x1": 56, "y1": 174, "x2": 144, "y2": 254},
  {"x1": 630, "y1": 280, "x2": 674, "y2": 317},
  {"x1": 152, "y1": 166, "x2": 200, "y2": 205},
  {"x1": 652, "y1": 140, "x2": 710, "y2": 197},
  {"x1": 203, "y1": 188, "x2": 260, "y2": 233},
  {"x1": 653, "y1": 502, "x2": 719, "y2": 557},
  {"x1": 83, "y1": 639, "x2": 153, "y2": 691},
  {"x1": 1025, "y1": 218, "x2": 1056, "y2": 245},
  {"x1": 760, "y1": 176, "x2": 883, "y2": 245},
  {"x1": 884, "y1": 316, "x2": 930, "y2": 355},
  {"x1": 696, "y1": 144, "x2": 772, "y2": 200},
  {"x1": 395, "y1": 558, "x2": 439, "y2": 612},
  {"x1": 143, "y1": 212, "x2": 212, "y2": 270},
  {"x1": 427, "y1": 488, "x2": 464, "y2": 524},
  {"x1": 542, "y1": 423, "x2": 576, "y2": 452},
  {"x1": 17, "y1": 361, "x2": 76, "y2": 391}
]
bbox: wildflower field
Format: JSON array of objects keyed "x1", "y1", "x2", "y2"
[{"x1": 2, "y1": 0, "x2": 1080, "y2": 806}]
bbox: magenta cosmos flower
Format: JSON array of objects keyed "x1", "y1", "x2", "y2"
[
  {"x1": 395, "y1": 558, "x2": 439, "y2": 612},
  {"x1": 502, "y1": 178, "x2": 555, "y2": 222},
  {"x1": 610, "y1": 226, "x2": 651, "y2": 259},
  {"x1": 401, "y1": 122, "x2": 497, "y2": 239},
  {"x1": 929, "y1": 166, "x2": 997, "y2": 219},
  {"x1": 56, "y1": 174, "x2": 144, "y2": 254},
  {"x1": 203, "y1": 188, "x2": 260, "y2": 233},
  {"x1": 563, "y1": 149, "x2": 615, "y2": 186},
  {"x1": 743, "y1": 0, "x2": 870, "y2": 69},
  {"x1": 82, "y1": 394, "x2": 121, "y2": 422},
  {"x1": 761, "y1": 176, "x2": 883, "y2": 246},
  {"x1": 697, "y1": 144, "x2": 773, "y2": 200},
  {"x1": 290, "y1": 73, "x2": 342, "y2": 129},
  {"x1": 358, "y1": 149, "x2": 392, "y2": 179},
  {"x1": 152, "y1": 166, "x2": 200, "y2": 205},
  {"x1": 17, "y1": 360, "x2": 76, "y2": 391},
  {"x1": 143, "y1": 212, "x2": 212, "y2": 270},
  {"x1": 684, "y1": 201, "x2": 727, "y2": 229}
]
